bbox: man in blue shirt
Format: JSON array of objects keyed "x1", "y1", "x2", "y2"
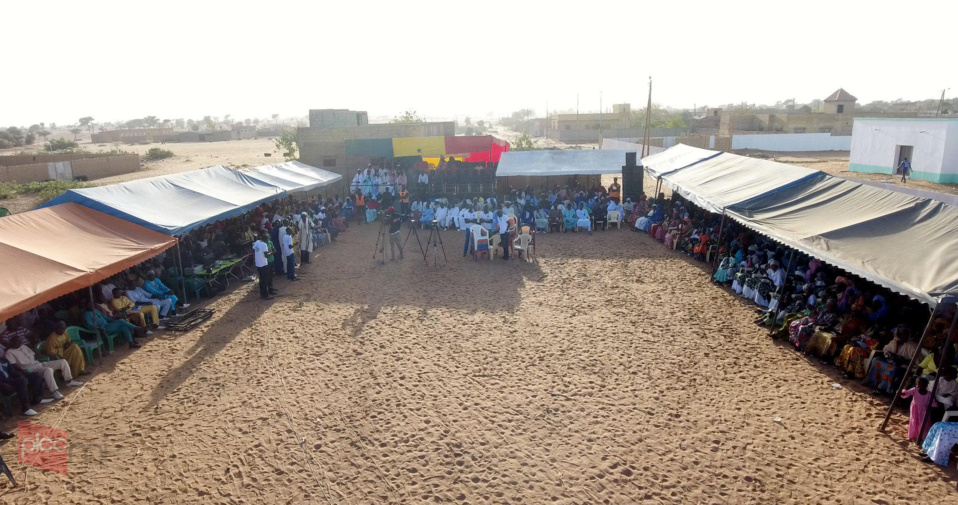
[{"x1": 899, "y1": 157, "x2": 911, "y2": 183}]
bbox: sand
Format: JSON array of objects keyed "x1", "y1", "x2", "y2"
[{"x1": 1, "y1": 217, "x2": 956, "y2": 504}]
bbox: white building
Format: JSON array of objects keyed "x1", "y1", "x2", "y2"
[{"x1": 849, "y1": 118, "x2": 958, "y2": 184}]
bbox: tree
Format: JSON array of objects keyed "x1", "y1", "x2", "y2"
[
  {"x1": 79, "y1": 116, "x2": 94, "y2": 133},
  {"x1": 390, "y1": 110, "x2": 425, "y2": 124},
  {"x1": 69, "y1": 128, "x2": 82, "y2": 140},
  {"x1": 271, "y1": 113, "x2": 280, "y2": 125},
  {"x1": 28, "y1": 124, "x2": 41, "y2": 133},
  {"x1": 274, "y1": 128, "x2": 298, "y2": 161},
  {"x1": 223, "y1": 114, "x2": 233, "y2": 128},
  {"x1": 175, "y1": 118, "x2": 185, "y2": 129},
  {"x1": 463, "y1": 116, "x2": 472, "y2": 126},
  {"x1": 38, "y1": 130, "x2": 51, "y2": 141},
  {"x1": 143, "y1": 116, "x2": 159, "y2": 128},
  {"x1": 512, "y1": 133, "x2": 537, "y2": 151},
  {"x1": 50, "y1": 122, "x2": 57, "y2": 129},
  {"x1": 202, "y1": 116, "x2": 215, "y2": 131},
  {"x1": 25, "y1": 133, "x2": 35, "y2": 145}
]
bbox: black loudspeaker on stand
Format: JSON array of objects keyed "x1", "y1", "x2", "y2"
[{"x1": 622, "y1": 151, "x2": 643, "y2": 203}]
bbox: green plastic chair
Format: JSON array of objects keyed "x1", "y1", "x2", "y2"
[
  {"x1": 66, "y1": 326, "x2": 103, "y2": 364},
  {"x1": 0, "y1": 208, "x2": 9, "y2": 218}
]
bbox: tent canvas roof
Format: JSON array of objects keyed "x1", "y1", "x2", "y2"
[
  {"x1": 641, "y1": 144, "x2": 721, "y2": 178},
  {"x1": 40, "y1": 165, "x2": 286, "y2": 235},
  {"x1": 244, "y1": 161, "x2": 342, "y2": 193},
  {"x1": 726, "y1": 177, "x2": 958, "y2": 305},
  {"x1": 0, "y1": 203, "x2": 177, "y2": 321},
  {"x1": 660, "y1": 153, "x2": 821, "y2": 213},
  {"x1": 496, "y1": 150, "x2": 633, "y2": 177}
]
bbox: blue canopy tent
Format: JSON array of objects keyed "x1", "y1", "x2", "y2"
[{"x1": 41, "y1": 165, "x2": 286, "y2": 236}]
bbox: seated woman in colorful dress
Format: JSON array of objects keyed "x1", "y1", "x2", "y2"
[
  {"x1": 713, "y1": 248, "x2": 743, "y2": 284},
  {"x1": 788, "y1": 298, "x2": 839, "y2": 350},
  {"x1": 835, "y1": 330, "x2": 882, "y2": 379},
  {"x1": 562, "y1": 203, "x2": 578, "y2": 232},
  {"x1": 692, "y1": 233, "x2": 710, "y2": 262},
  {"x1": 921, "y1": 420, "x2": 958, "y2": 466},
  {"x1": 863, "y1": 326, "x2": 920, "y2": 394},
  {"x1": 634, "y1": 204, "x2": 663, "y2": 233},
  {"x1": 663, "y1": 217, "x2": 690, "y2": 250}
]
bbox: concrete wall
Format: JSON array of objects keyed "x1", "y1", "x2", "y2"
[
  {"x1": 0, "y1": 153, "x2": 139, "y2": 183},
  {"x1": 849, "y1": 119, "x2": 953, "y2": 182},
  {"x1": 732, "y1": 133, "x2": 852, "y2": 152},
  {"x1": 92, "y1": 128, "x2": 174, "y2": 143},
  {"x1": 546, "y1": 128, "x2": 686, "y2": 143}
]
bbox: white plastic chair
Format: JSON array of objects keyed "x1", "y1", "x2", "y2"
[
  {"x1": 608, "y1": 211, "x2": 621, "y2": 230},
  {"x1": 470, "y1": 224, "x2": 490, "y2": 261},
  {"x1": 489, "y1": 233, "x2": 501, "y2": 260},
  {"x1": 513, "y1": 234, "x2": 534, "y2": 262}
]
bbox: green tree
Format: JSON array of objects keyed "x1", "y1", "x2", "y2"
[
  {"x1": 390, "y1": 110, "x2": 425, "y2": 124},
  {"x1": 512, "y1": 133, "x2": 537, "y2": 151},
  {"x1": 271, "y1": 113, "x2": 280, "y2": 125},
  {"x1": 79, "y1": 116, "x2": 94, "y2": 133},
  {"x1": 38, "y1": 130, "x2": 51, "y2": 141},
  {"x1": 143, "y1": 116, "x2": 159, "y2": 128},
  {"x1": 274, "y1": 128, "x2": 298, "y2": 161},
  {"x1": 202, "y1": 116, "x2": 215, "y2": 131},
  {"x1": 28, "y1": 124, "x2": 41, "y2": 133},
  {"x1": 69, "y1": 128, "x2": 82, "y2": 140}
]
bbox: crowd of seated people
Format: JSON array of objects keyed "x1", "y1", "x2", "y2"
[
  {"x1": 633, "y1": 190, "x2": 958, "y2": 460},
  {"x1": 349, "y1": 158, "x2": 499, "y2": 201}
]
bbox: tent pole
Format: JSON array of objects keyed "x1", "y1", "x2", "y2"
[
  {"x1": 878, "y1": 306, "x2": 940, "y2": 432},
  {"x1": 906, "y1": 306, "x2": 957, "y2": 439},
  {"x1": 712, "y1": 212, "x2": 727, "y2": 267},
  {"x1": 87, "y1": 285, "x2": 103, "y2": 363},
  {"x1": 175, "y1": 239, "x2": 188, "y2": 307},
  {"x1": 766, "y1": 248, "x2": 797, "y2": 337}
]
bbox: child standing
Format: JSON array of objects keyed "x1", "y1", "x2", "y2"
[{"x1": 901, "y1": 377, "x2": 932, "y2": 441}]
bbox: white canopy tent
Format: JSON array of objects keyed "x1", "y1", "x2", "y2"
[
  {"x1": 496, "y1": 150, "x2": 634, "y2": 177},
  {"x1": 640, "y1": 144, "x2": 720, "y2": 179},
  {"x1": 659, "y1": 153, "x2": 822, "y2": 213}
]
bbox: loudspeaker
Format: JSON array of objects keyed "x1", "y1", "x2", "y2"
[
  {"x1": 622, "y1": 150, "x2": 643, "y2": 203},
  {"x1": 621, "y1": 166, "x2": 643, "y2": 203}
]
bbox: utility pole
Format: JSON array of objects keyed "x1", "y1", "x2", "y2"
[
  {"x1": 936, "y1": 88, "x2": 949, "y2": 117},
  {"x1": 643, "y1": 77, "x2": 653, "y2": 157},
  {"x1": 599, "y1": 91, "x2": 603, "y2": 134}
]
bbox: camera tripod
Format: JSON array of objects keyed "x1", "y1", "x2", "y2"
[
  {"x1": 372, "y1": 214, "x2": 390, "y2": 264},
  {"x1": 423, "y1": 220, "x2": 447, "y2": 266},
  {"x1": 402, "y1": 219, "x2": 427, "y2": 261}
]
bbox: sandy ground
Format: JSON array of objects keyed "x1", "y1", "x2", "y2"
[{"x1": 0, "y1": 217, "x2": 956, "y2": 503}]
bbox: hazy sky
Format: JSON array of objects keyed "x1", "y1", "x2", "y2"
[{"x1": 2, "y1": 0, "x2": 956, "y2": 126}]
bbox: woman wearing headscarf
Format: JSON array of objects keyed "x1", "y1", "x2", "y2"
[{"x1": 563, "y1": 203, "x2": 577, "y2": 233}]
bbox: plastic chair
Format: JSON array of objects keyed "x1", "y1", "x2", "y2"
[
  {"x1": 513, "y1": 234, "x2": 534, "y2": 262},
  {"x1": 469, "y1": 224, "x2": 489, "y2": 261},
  {"x1": 608, "y1": 211, "x2": 621, "y2": 230},
  {"x1": 0, "y1": 208, "x2": 9, "y2": 218},
  {"x1": 66, "y1": 326, "x2": 102, "y2": 364}
]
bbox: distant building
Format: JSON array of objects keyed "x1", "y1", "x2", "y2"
[
  {"x1": 297, "y1": 114, "x2": 455, "y2": 192},
  {"x1": 309, "y1": 109, "x2": 369, "y2": 128},
  {"x1": 824, "y1": 88, "x2": 857, "y2": 114},
  {"x1": 91, "y1": 128, "x2": 174, "y2": 143},
  {"x1": 550, "y1": 104, "x2": 632, "y2": 131},
  {"x1": 692, "y1": 89, "x2": 918, "y2": 136},
  {"x1": 850, "y1": 118, "x2": 958, "y2": 183}
]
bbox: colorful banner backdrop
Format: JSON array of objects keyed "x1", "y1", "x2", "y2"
[
  {"x1": 393, "y1": 136, "x2": 447, "y2": 157},
  {"x1": 344, "y1": 135, "x2": 509, "y2": 162}
]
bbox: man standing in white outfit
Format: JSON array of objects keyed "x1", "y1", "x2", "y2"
[{"x1": 3, "y1": 334, "x2": 82, "y2": 400}]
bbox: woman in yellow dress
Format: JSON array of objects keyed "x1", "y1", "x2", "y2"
[{"x1": 44, "y1": 320, "x2": 87, "y2": 376}]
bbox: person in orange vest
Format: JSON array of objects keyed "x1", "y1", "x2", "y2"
[
  {"x1": 608, "y1": 177, "x2": 621, "y2": 200},
  {"x1": 398, "y1": 185, "x2": 410, "y2": 217},
  {"x1": 354, "y1": 190, "x2": 366, "y2": 225}
]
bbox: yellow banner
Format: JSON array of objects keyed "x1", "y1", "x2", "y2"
[{"x1": 392, "y1": 137, "x2": 447, "y2": 157}]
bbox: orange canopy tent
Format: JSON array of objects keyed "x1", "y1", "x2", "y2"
[{"x1": 0, "y1": 203, "x2": 177, "y2": 322}]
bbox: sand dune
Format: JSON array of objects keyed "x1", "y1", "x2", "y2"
[{"x1": 0, "y1": 223, "x2": 954, "y2": 504}]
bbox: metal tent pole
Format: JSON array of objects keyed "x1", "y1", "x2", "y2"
[
  {"x1": 87, "y1": 286, "x2": 104, "y2": 362},
  {"x1": 766, "y1": 248, "x2": 797, "y2": 336},
  {"x1": 913, "y1": 307, "x2": 958, "y2": 440},
  {"x1": 712, "y1": 212, "x2": 727, "y2": 267},
  {"x1": 175, "y1": 239, "x2": 188, "y2": 307},
  {"x1": 879, "y1": 306, "x2": 944, "y2": 432}
]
